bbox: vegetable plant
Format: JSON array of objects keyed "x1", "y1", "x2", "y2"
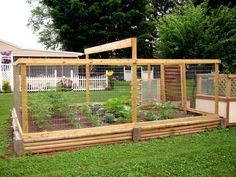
[
  {"x1": 102, "y1": 96, "x2": 132, "y2": 122},
  {"x1": 104, "y1": 113, "x2": 115, "y2": 123},
  {"x1": 28, "y1": 94, "x2": 52, "y2": 128},
  {"x1": 153, "y1": 102, "x2": 177, "y2": 119}
]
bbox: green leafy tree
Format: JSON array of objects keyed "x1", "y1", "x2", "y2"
[
  {"x1": 27, "y1": 0, "x2": 155, "y2": 58},
  {"x1": 150, "y1": 0, "x2": 183, "y2": 19},
  {"x1": 154, "y1": 1, "x2": 236, "y2": 73}
]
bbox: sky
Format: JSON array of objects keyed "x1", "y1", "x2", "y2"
[{"x1": 0, "y1": 0, "x2": 44, "y2": 50}]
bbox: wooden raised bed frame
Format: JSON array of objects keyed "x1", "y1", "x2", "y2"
[{"x1": 12, "y1": 38, "x2": 222, "y2": 154}]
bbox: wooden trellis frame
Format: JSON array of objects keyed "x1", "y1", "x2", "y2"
[{"x1": 12, "y1": 38, "x2": 222, "y2": 154}]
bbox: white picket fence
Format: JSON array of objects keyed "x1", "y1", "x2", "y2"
[
  {"x1": 26, "y1": 73, "x2": 108, "y2": 92},
  {"x1": 0, "y1": 54, "x2": 14, "y2": 91}
]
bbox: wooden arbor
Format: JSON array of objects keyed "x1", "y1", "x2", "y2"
[{"x1": 12, "y1": 38, "x2": 223, "y2": 154}]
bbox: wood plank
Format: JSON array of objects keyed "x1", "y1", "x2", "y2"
[
  {"x1": 131, "y1": 38, "x2": 137, "y2": 123},
  {"x1": 84, "y1": 38, "x2": 133, "y2": 54},
  {"x1": 23, "y1": 124, "x2": 134, "y2": 139},
  {"x1": 24, "y1": 129, "x2": 132, "y2": 143},
  {"x1": 12, "y1": 108, "x2": 23, "y2": 136},
  {"x1": 24, "y1": 132, "x2": 132, "y2": 147},
  {"x1": 14, "y1": 58, "x2": 221, "y2": 66},
  {"x1": 141, "y1": 122, "x2": 219, "y2": 134},
  {"x1": 21, "y1": 64, "x2": 28, "y2": 133},
  {"x1": 214, "y1": 63, "x2": 219, "y2": 114},
  {"x1": 25, "y1": 136, "x2": 131, "y2": 151}
]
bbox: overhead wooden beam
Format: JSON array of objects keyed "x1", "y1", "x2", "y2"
[{"x1": 84, "y1": 38, "x2": 133, "y2": 55}]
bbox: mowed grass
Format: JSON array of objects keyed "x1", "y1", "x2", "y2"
[
  {"x1": 28, "y1": 81, "x2": 131, "y2": 104},
  {"x1": 0, "y1": 82, "x2": 236, "y2": 176},
  {"x1": 0, "y1": 128, "x2": 235, "y2": 177},
  {"x1": 0, "y1": 93, "x2": 13, "y2": 157}
]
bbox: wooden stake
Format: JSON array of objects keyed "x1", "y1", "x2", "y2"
[
  {"x1": 21, "y1": 64, "x2": 28, "y2": 133},
  {"x1": 131, "y1": 38, "x2": 137, "y2": 123},
  {"x1": 85, "y1": 54, "x2": 90, "y2": 104},
  {"x1": 180, "y1": 64, "x2": 187, "y2": 112},
  {"x1": 161, "y1": 64, "x2": 166, "y2": 102},
  {"x1": 214, "y1": 63, "x2": 219, "y2": 114}
]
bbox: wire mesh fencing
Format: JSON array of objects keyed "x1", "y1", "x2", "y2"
[{"x1": 14, "y1": 60, "x2": 220, "y2": 133}]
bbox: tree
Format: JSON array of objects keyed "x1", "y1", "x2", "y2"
[
  {"x1": 27, "y1": 0, "x2": 155, "y2": 58},
  {"x1": 150, "y1": 0, "x2": 183, "y2": 19},
  {"x1": 154, "y1": 1, "x2": 236, "y2": 73}
]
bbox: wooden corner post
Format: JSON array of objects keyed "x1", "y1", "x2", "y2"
[
  {"x1": 21, "y1": 64, "x2": 28, "y2": 133},
  {"x1": 180, "y1": 64, "x2": 187, "y2": 112},
  {"x1": 85, "y1": 54, "x2": 90, "y2": 104},
  {"x1": 214, "y1": 63, "x2": 219, "y2": 115},
  {"x1": 131, "y1": 38, "x2": 137, "y2": 123}
]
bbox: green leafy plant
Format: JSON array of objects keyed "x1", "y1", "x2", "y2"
[
  {"x1": 28, "y1": 94, "x2": 52, "y2": 128},
  {"x1": 78, "y1": 104, "x2": 90, "y2": 116},
  {"x1": 104, "y1": 113, "x2": 115, "y2": 123},
  {"x1": 144, "y1": 111, "x2": 160, "y2": 121},
  {"x1": 153, "y1": 102, "x2": 177, "y2": 120},
  {"x1": 29, "y1": 92, "x2": 80, "y2": 129},
  {"x1": 102, "y1": 96, "x2": 132, "y2": 121},
  {"x1": 2, "y1": 80, "x2": 11, "y2": 93},
  {"x1": 88, "y1": 115, "x2": 103, "y2": 127}
]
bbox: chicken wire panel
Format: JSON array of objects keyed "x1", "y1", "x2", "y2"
[
  {"x1": 15, "y1": 65, "x2": 22, "y2": 127},
  {"x1": 186, "y1": 64, "x2": 215, "y2": 109},
  {"x1": 136, "y1": 65, "x2": 161, "y2": 105},
  {"x1": 27, "y1": 65, "x2": 86, "y2": 133},
  {"x1": 88, "y1": 65, "x2": 132, "y2": 126}
]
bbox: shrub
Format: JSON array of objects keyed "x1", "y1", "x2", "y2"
[
  {"x1": 2, "y1": 80, "x2": 11, "y2": 93},
  {"x1": 154, "y1": 1, "x2": 236, "y2": 73}
]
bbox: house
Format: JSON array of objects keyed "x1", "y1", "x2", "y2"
[{"x1": 0, "y1": 39, "x2": 83, "y2": 91}]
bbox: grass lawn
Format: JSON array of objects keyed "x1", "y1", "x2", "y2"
[
  {"x1": 0, "y1": 86, "x2": 236, "y2": 177},
  {"x1": 0, "y1": 93, "x2": 13, "y2": 157},
  {"x1": 0, "y1": 128, "x2": 235, "y2": 176}
]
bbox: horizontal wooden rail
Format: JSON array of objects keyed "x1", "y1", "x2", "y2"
[{"x1": 14, "y1": 58, "x2": 221, "y2": 66}]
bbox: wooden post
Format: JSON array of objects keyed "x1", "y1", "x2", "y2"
[
  {"x1": 13, "y1": 65, "x2": 19, "y2": 116},
  {"x1": 85, "y1": 54, "x2": 90, "y2": 104},
  {"x1": 147, "y1": 64, "x2": 152, "y2": 103},
  {"x1": 147, "y1": 64, "x2": 151, "y2": 79},
  {"x1": 214, "y1": 63, "x2": 219, "y2": 115},
  {"x1": 21, "y1": 64, "x2": 28, "y2": 133},
  {"x1": 161, "y1": 64, "x2": 166, "y2": 102},
  {"x1": 131, "y1": 38, "x2": 137, "y2": 123},
  {"x1": 226, "y1": 76, "x2": 231, "y2": 98},
  {"x1": 197, "y1": 75, "x2": 202, "y2": 94},
  {"x1": 180, "y1": 64, "x2": 187, "y2": 112}
]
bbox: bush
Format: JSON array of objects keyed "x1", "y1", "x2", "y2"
[
  {"x1": 154, "y1": 1, "x2": 236, "y2": 73},
  {"x1": 2, "y1": 80, "x2": 11, "y2": 93}
]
